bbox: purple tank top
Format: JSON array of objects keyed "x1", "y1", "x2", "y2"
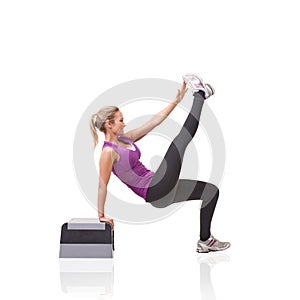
[{"x1": 102, "y1": 136, "x2": 154, "y2": 200}]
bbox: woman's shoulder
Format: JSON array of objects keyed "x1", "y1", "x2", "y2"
[
  {"x1": 101, "y1": 145, "x2": 115, "y2": 157},
  {"x1": 101, "y1": 144, "x2": 119, "y2": 163},
  {"x1": 102, "y1": 142, "x2": 118, "y2": 155},
  {"x1": 102, "y1": 140, "x2": 115, "y2": 150}
]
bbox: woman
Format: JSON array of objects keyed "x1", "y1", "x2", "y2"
[{"x1": 90, "y1": 74, "x2": 230, "y2": 253}]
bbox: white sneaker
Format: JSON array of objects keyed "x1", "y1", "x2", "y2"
[
  {"x1": 196, "y1": 235, "x2": 231, "y2": 253},
  {"x1": 182, "y1": 73, "x2": 215, "y2": 98}
]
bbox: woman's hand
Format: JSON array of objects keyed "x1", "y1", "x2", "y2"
[
  {"x1": 99, "y1": 216, "x2": 115, "y2": 229},
  {"x1": 175, "y1": 81, "x2": 188, "y2": 104}
]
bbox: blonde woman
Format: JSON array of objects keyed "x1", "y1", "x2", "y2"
[{"x1": 90, "y1": 75, "x2": 230, "y2": 253}]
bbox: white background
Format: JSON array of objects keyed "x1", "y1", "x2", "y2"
[{"x1": 1, "y1": 0, "x2": 300, "y2": 299}]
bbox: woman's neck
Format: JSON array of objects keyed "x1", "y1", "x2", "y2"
[{"x1": 105, "y1": 133, "x2": 119, "y2": 143}]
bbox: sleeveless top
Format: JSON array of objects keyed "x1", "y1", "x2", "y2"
[{"x1": 102, "y1": 136, "x2": 154, "y2": 200}]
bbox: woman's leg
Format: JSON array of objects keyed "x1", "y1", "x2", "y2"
[
  {"x1": 150, "y1": 179, "x2": 219, "y2": 241},
  {"x1": 146, "y1": 92, "x2": 205, "y2": 202}
]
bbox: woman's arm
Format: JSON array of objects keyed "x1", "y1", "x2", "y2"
[
  {"x1": 98, "y1": 147, "x2": 116, "y2": 228},
  {"x1": 124, "y1": 82, "x2": 187, "y2": 142}
]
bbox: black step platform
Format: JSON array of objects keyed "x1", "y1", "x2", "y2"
[{"x1": 59, "y1": 218, "x2": 114, "y2": 258}]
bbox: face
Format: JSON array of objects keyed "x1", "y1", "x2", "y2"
[{"x1": 107, "y1": 110, "x2": 126, "y2": 136}]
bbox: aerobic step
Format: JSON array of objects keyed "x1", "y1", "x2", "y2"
[{"x1": 59, "y1": 218, "x2": 114, "y2": 258}]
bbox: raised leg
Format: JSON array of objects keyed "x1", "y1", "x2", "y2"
[{"x1": 146, "y1": 92, "x2": 205, "y2": 202}]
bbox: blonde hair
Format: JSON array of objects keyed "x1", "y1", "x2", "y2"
[{"x1": 90, "y1": 106, "x2": 119, "y2": 147}]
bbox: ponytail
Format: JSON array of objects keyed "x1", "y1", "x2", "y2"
[
  {"x1": 90, "y1": 114, "x2": 99, "y2": 148},
  {"x1": 90, "y1": 106, "x2": 119, "y2": 148}
]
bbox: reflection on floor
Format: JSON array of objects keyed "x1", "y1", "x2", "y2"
[
  {"x1": 59, "y1": 253, "x2": 230, "y2": 299},
  {"x1": 59, "y1": 258, "x2": 114, "y2": 298},
  {"x1": 198, "y1": 253, "x2": 230, "y2": 300}
]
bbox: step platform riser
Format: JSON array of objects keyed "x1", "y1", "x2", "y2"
[
  {"x1": 60, "y1": 244, "x2": 113, "y2": 258},
  {"x1": 59, "y1": 218, "x2": 114, "y2": 259}
]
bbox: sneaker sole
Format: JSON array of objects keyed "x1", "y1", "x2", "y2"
[
  {"x1": 196, "y1": 243, "x2": 231, "y2": 253},
  {"x1": 183, "y1": 73, "x2": 213, "y2": 98},
  {"x1": 182, "y1": 73, "x2": 207, "y2": 95},
  {"x1": 196, "y1": 248, "x2": 210, "y2": 253},
  {"x1": 205, "y1": 83, "x2": 215, "y2": 96}
]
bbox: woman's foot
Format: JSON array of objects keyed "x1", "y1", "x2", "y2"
[
  {"x1": 182, "y1": 73, "x2": 215, "y2": 98},
  {"x1": 196, "y1": 235, "x2": 231, "y2": 253}
]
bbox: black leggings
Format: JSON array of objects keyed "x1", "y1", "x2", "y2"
[{"x1": 146, "y1": 92, "x2": 219, "y2": 241}]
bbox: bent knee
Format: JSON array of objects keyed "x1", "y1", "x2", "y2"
[{"x1": 201, "y1": 182, "x2": 219, "y2": 199}]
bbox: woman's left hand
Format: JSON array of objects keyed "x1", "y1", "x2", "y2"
[
  {"x1": 99, "y1": 216, "x2": 115, "y2": 229},
  {"x1": 175, "y1": 81, "x2": 188, "y2": 104}
]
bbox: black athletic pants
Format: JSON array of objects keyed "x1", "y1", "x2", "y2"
[{"x1": 146, "y1": 92, "x2": 219, "y2": 241}]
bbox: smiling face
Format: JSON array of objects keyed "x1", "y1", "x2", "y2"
[{"x1": 107, "y1": 110, "x2": 126, "y2": 136}]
